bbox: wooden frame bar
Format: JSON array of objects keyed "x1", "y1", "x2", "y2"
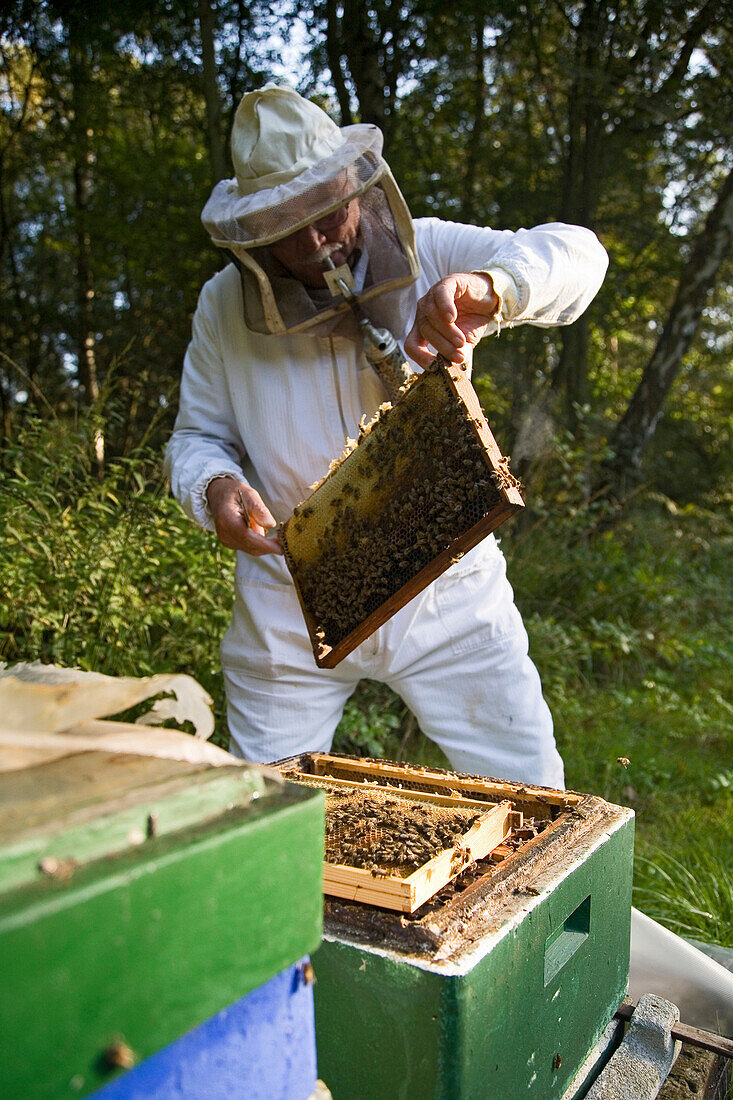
[
  {"x1": 304, "y1": 752, "x2": 583, "y2": 811},
  {"x1": 290, "y1": 771, "x2": 507, "y2": 812}
]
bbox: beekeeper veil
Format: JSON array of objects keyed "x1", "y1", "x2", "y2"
[{"x1": 201, "y1": 84, "x2": 420, "y2": 337}]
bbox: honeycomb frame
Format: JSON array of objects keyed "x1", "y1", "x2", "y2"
[
  {"x1": 288, "y1": 773, "x2": 516, "y2": 912},
  {"x1": 280, "y1": 357, "x2": 524, "y2": 668}
]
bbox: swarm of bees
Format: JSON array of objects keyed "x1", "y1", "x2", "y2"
[
  {"x1": 282, "y1": 369, "x2": 516, "y2": 652},
  {"x1": 325, "y1": 792, "x2": 482, "y2": 876}
]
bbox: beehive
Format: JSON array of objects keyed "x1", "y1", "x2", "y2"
[
  {"x1": 280, "y1": 358, "x2": 524, "y2": 667},
  {"x1": 0, "y1": 753, "x2": 325, "y2": 1099},
  {"x1": 276, "y1": 753, "x2": 635, "y2": 1100}
]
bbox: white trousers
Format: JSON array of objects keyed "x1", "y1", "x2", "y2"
[{"x1": 221, "y1": 540, "x2": 564, "y2": 788}]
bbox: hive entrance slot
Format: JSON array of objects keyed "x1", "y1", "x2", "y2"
[{"x1": 544, "y1": 895, "x2": 592, "y2": 986}]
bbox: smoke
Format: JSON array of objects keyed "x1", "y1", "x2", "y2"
[{"x1": 512, "y1": 395, "x2": 557, "y2": 465}]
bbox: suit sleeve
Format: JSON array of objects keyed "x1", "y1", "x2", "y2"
[
  {"x1": 416, "y1": 218, "x2": 609, "y2": 330},
  {"x1": 164, "y1": 278, "x2": 248, "y2": 531}
]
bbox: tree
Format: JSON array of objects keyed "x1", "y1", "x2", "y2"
[
  {"x1": 516, "y1": 0, "x2": 721, "y2": 423},
  {"x1": 0, "y1": 33, "x2": 72, "y2": 435},
  {"x1": 603, "y1": 165, "x2": 733, "y2": 486},
  {"x1": 311, "y1": 0, "x2": 429, "y2": 146},
  {"x1": 2, "y1": 0, "x2": 731, "y2": 503},
  {"x1": 198, "y1": 0, "x2": 227, "y2": 183}
]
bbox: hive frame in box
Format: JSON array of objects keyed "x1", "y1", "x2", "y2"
[
  {"x1": 275, "y1": 752, "x2": 606, "y2": 948},
  {"x1": 293, "y1": 772, "x2": 517, "y2": 911},
  {"x1": 280, "y1": 357, "x2": 524, "y2": 668}
]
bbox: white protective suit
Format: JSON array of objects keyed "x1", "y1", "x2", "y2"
[{"x1": 166, "y1": 214, "x2": 608, "y2": 783}]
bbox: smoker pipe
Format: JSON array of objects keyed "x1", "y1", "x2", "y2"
[{"x1": 325, "y1": 258, "x2": 412, "y2": 402}]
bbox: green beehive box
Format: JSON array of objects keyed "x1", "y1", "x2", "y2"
[
  {"x1": 278, "y1": 753, "x2": 634, "y2": 1100},
  {"x1": 0, "y1": 751, "x2": 325, "y2": 1099}
]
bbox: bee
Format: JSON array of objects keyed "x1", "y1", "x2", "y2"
[
  {"x1": 301, "y1": 961, "x2": 316, "y2": 985},
  {"x1": 102, "y1": 1040, "x2": 136, "y2": 1071}
]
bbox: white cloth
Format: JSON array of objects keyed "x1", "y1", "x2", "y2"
[{"x1": 165, "y1": 216, "x2": 608, "y2": 782}]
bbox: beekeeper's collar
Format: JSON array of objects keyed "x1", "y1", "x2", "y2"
[{"x1": 201, "y1": 83, "x2": 419, "y2": 337}]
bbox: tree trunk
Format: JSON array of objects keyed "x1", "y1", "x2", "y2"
[
  {"x1": 68, "y1": 18, "x2": 104, "y2": 470},
  {"x1": 325, "y1": 0, "x2": 354, "y2": 126},
  {"x1": 198, "y1": 0, "x2": 226, "y2": 183},
  {"x1": 553, "y1": 0, "x2": 607, "y2": 424},
  {"x1": 604, "y1": 165, "x2": 733, "y2": 487},
  {"x1": 0, "y1": 375, "x2": 10, "y2": 444},
  {"x1": 1, "y1": 190, "x2": 42, "y2": 414},
  {"x1": 341, "y1": 0, "x2": 388, "y2": 139},
  {"x1": 551, "y1": 1, "x2": 717, "y2": 430},
  {"x1": 460, "y1": 13, "x2": 486, "y2": 223}
]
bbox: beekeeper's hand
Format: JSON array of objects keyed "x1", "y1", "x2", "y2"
[
  {"x1": 405, "y1": 273, "x2": 500, "y2": 368},
  {"x1": 206, "y1": 477, "x2": 283, "y2": 556}
]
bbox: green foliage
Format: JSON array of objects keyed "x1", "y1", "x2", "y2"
[
  {"x1": 634, "y1": 850, "x2": 733, "y2": 948},
  {"x1": 334, "y1": 680, "x2": 405, "y2": 760},
  {"x1": 0, "y1": 414, "x2": 234, "y2": 737},
  {"x1": 334, "y1": 453, "x2": 733, "y2": 944},
  {"x1": 2, "y1": 407, "x2": 731, "y2": 942},
  {"x1": 508, "y1": 484, "x2": 732, "y2": 944}
]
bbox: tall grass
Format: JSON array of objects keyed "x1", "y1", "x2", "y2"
[{"x1": 633, "y1": 850, "x2": 733, "y2": 946}]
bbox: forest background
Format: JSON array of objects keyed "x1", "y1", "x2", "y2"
[{"x1": 1, "y1": 0, "x2": 731, "y2": 945}]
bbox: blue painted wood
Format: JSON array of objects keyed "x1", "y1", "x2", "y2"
[{"x1": 93, "y1": 960, "x2": 317, "y2": 1100}]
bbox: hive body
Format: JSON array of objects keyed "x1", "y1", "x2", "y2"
[{"x1": 0, "y1": 755, "x2": 324, "y2": 1098}]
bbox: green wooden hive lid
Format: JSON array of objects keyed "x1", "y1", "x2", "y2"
[{"x1": 0, "y1": 749, "x2": 283, "y2": 895}]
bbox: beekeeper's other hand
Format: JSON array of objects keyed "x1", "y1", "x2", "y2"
[{"x1": 206, "y1": 477, "x2": 283, "y2": 556}]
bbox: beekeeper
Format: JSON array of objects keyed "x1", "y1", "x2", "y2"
[{"x1": 166, "y1": 83, "x2": 608, "y2": 786}]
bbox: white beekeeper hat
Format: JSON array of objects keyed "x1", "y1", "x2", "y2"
[
  {"x1": 231, "y1": 83, "x2": 351, "y2": 195},
  {"x1": 201, "y1": 84, "x2": 419, "y2": 337}
]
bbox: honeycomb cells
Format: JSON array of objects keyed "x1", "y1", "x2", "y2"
[
  {"x1": 323, "y1": 790, "x2": 482, "y2": 875},
  {"x1": 282, "y1": 370, "x2": 506, "y2": 650}
]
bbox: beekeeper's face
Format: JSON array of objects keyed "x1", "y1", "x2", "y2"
[
  {"x1": 266, "y1": 169, "x2": 362, "y2": 287},
  {"x1": 268, "y1": 198, "x2": 361, "y2": 287}
]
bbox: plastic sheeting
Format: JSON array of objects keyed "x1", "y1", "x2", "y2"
[
  {"x1": 630, "y1": 907, "x2": 733, "y2": 1035},
  {"x1": 0, "y1": 662, "x2": 215, "y2": 737},
  {"x1": 0, "y1": 663, "x2": 258, "y2": 773}
]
